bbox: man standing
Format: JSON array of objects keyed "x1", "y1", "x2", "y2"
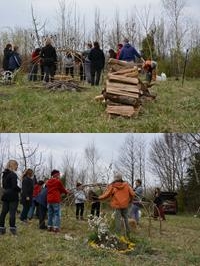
[
  {"x1": 88, "y1": 41, "x2": 105, "y2": 86},
  {"x1": 98, "y1": 173, "x2": 135, "y2": 238},
  {"x1": 119, "y1": 38, "x2": 144, "y2": 63}
]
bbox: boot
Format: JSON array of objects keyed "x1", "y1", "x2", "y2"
[
  {"x1": 0, "y1": 227, "x2": 6, "y2": 235},
  {"x1": 10, "y1": 227, "x2": 17, "y2": 235}
]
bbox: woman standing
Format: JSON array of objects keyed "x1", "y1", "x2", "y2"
[
  {"x1": 0, "y1": 160, "x2": 21, "y2": 235},
  {"x1": 153, "y1": 188, "x2": 166, "y2": 221},
  {"x1": 20, "y1": 169, "x2": 34, "y2": 223}
]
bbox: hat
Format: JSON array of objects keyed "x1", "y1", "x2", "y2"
[
  {"x1": 51, "y1": 169, "x2": 60, "y2": 177},
  {"x1": 114, "y1": 173, "x2": 123, "y2": 181}
]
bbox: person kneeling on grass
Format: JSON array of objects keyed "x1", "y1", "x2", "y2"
[
  {"x1": 46, "y1": 170, "x2": 70, "y2": 233},
  {"x1": 98, "y1": 173, "x2": 135, "y2": 238}
]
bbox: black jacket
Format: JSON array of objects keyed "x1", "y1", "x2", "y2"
[
  {"x1": 21, "y1": 176, "x2": 34, "y2": 204},
  {"x1": 2, "y1": 48, "x2": 13, "y2": 70},
  {"x1": 1, "y1": 169, "x2": 21, "y2": 202},
  {"x1": 88, "y1": 48, "x2": 105, "y2": 70},
  {"x1": 40, "y1": 45, "x2": 57, "y2": 66}
]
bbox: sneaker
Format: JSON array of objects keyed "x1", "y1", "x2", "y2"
[
  {"x1": 53, "y1": 228, "x2": 60, "y2": 233},
  {"x1": 47, "y1": 227, "x2": 53, "y2": 232}
]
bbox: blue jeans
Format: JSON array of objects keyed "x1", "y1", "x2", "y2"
[
  {"x1": 47, "y1": 203, "x2": 61, "y2": 229},
  {"x1": 131, "y1": 204, "x2": 140, "y2": 224}
]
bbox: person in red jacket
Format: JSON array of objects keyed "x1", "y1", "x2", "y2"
[
  {"x1": 98, "y1": 173, "x2": 135, "y2": 238},
  {"x1": 46, "y1": 169, "x2": 69, "y2": 232}
]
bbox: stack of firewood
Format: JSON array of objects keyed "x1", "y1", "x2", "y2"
[{"x1": 98, "y1": 58, "x2": 156, "y2": 117}]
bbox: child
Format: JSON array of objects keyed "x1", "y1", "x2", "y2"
[
  {"x1": 46, "y1": 170, "x2": 70, "y2": 232},
  {"x1": 74, "y1": 182, "x2": 86, "y2": 220},
  {"x1": 143, "y1": 59, "x2": 157, "y2": 83},
  {"x1": 88, "y1": 189, "x2": 100, "y2": 218},
  {"x1": 64, "y1": 53, "x2": 74, "y2": 77}
]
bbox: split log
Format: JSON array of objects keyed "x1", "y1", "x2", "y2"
[
  {"x1": 111, "y1": 67, "x2": 138, "y2": 76},
  {"x1": 106, "y1": 81, "x2": 141, "y2": 94},
  {"x1": 106, "y1": 105, "x2": 141, "y2": 117},
  {"x1": 108, "y1": 74, "x2": 139, "y2": 85},
  {"x1": 108, "y1": 58, "x2": 136, "y2": 68},
  {"x1": 105, "y1": 93, "x2": 139, "y2": 106}
]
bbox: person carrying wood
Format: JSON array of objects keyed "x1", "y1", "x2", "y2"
[{"x1": 143, "y1": 59, "x2": 157, "y2": 83}]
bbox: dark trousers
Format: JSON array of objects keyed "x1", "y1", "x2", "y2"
[
  {"x1": 0, "y1": 201, "x2": 18, "y2": 229},
  {"x1": 76, "y1": 203, "x2": 84, "y2": 219},
  {"x1": 90, "y1": 67, "x2": 102, "y2": 86},
  {"x1": 20, "y1": 200, "x2": 31, "y2": 221},
  {"x1": 44, "y1": 64, "x2": 55, "y2": 82},
  {"x1": 65, "y1": 67, "x2": 74, "y2": 77},
  {"x1": 91, "y1": 202, "x2": 100, "y2": 217},
  {"x1": 38, "y1": 204, "x2": 47, "y2": 229}
]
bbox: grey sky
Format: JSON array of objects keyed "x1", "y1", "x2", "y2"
[
  {"x1": 0, "y1": 0, "x2": 199, "y2": 30},
  {"x1": 1, "y1": 133, "x2": 159, "y2": 172}
]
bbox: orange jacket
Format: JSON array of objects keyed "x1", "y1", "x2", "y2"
[{"x1": 99, "y1": 181, "x2": 135, "y2": 209}]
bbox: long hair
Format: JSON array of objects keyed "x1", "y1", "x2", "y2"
[
  {"x1": 22, "y1": 168, "x2": 33, "y2": 179},
  {"x1": 6, "y1": 160, "x2": 18, "y2": 171}
]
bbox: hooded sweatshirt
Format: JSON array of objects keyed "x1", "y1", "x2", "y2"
[
  {"x1": 99, "y1": 181, "x2": 135, "y2": 209},
  {"x1": 119, "y1": 43, "x2": 141, "y2": 62},
  {"x1": 46, "y1": 178, "x2": 68, "y2": 203}
]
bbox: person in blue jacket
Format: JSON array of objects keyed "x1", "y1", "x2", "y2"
[
  {"x1": 119, "y1": 38, "x2": 144, "y2": 63},
  {"x1": 35, "y1": 179, "x2": 48, "y2": 230},
  {"x1": 8, "y1": 46, "x2": 21, "y2": 72}
]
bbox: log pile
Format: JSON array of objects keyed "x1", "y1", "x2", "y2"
[
  {"x1": 43, "y1": 80, "x2": 87, "y2": 92},
  {"x1": 101, "y1": 59, "x2": 156, "y2": 117}
]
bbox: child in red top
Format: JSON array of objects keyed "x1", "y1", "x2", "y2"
[{"x1": 46, "y1": 170, "x2": 69, "y2": 232}]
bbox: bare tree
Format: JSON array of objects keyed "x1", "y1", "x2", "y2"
[
  {"x1": 149, "y1": 133, "x2": 188, "y2": 191},
  {"x1": 85, "y1": 141, "x2": 101, "y2": 184},
  {"x1": 161, "y1": 0, "x2": 187, "y2": 75},
  {"x1": 115, "y1": 134, "x2": 145, "y2": 187}
]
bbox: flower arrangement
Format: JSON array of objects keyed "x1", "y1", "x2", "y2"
[{"x1": 87, "y1": 214, "x2": 135, "y2": 253}]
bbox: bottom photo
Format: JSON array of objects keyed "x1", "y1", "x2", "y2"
[{"x1": 0, "y1": 133, "x2": 199, "y2": 265}]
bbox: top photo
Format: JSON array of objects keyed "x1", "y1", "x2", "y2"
[{"x1": 0, "y1": 0, "x2": 199, "y2": 133}]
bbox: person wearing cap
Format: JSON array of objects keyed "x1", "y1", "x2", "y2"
[
  {"x1": 119, "y1": 38, "x2": 144, "y2": 62},
  {"x1": 74, "y1": 182, "x2": 87, "y2": 220},
  {"x1": 46, "y1": 170, "x2": 69, "y2": 233},
  {"x1": 98, "y1": 173, "x2": 135, "y2": 237}
]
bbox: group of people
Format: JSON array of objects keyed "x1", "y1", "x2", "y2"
[
  {"x1": 2, "y1": 44, "x2": 21, "y2": 73},
  {"x1": 0, "y1": 159, "x2": 165, "y2": 237}
]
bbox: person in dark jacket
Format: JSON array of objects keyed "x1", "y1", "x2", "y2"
[
  {"x1": 119, "y1": 38, "x2": 144, "y2": 62},
  {"x1": 2, "y1": 43, "x2": 12, "y2": 71},
  {"x1": 35, "y1": 179, "x2": 48, "y2": 230},
  {"x1": 153, "y1": 188, "x2": 166, "y2": 220},
  {"x1": 88, "y1": 41, "x2": 105, "y2": 86},
  {"x1": 0, "y1": 160, "x2": 20, "y2": 235},
  {"x1": 8, "y1": 45, "x2": 21, "y2": 72},
  {"x1": 40, "y1": 38, "x2": 57, "y2": 82},
  {"x1": 20, "y1": 169, "x2": 34, "y2": 223}
]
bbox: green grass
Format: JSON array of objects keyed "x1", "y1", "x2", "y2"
[
  {"x1": 0, "y1": 206, "x2": 200, "y2": 266},
  {"x1": 0, "y1": 78, "x2": 200, "y2": 132}
]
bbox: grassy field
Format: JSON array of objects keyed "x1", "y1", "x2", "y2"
[
  {"x1": 0, "y1": 205, "x2": 199, "y2": 266},
  {"x1": 0, "y1": 77, "x2": 200, "y2": 132}
]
